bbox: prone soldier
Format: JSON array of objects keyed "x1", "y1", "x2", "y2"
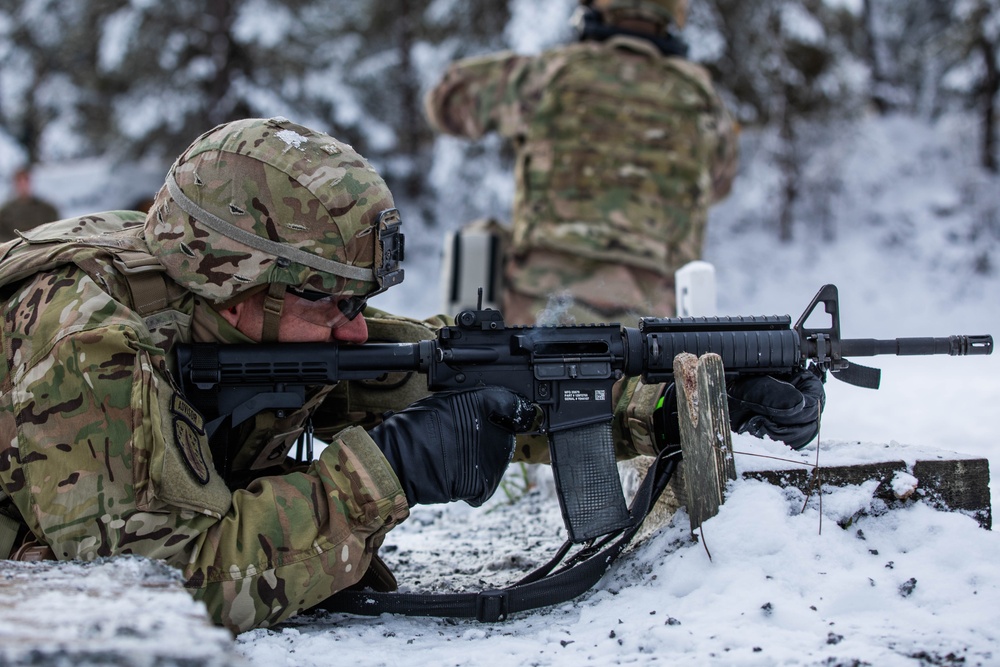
[{"x1": 0, "y1": 118, "x2": 820, "y2": 632}]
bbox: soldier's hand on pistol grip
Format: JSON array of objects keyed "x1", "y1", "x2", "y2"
[{"x1": 368, "y1": 387, "x2": 536, "y2": 507}]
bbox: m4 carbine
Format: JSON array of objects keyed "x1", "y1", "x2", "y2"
[{"x1": 176, "y1": 284, "x2": 993, "y2": 543}]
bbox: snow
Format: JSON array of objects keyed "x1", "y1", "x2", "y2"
[
  {"x1": 232, "y1": 0, "x2": 297, "y2": 50},
  {"x1": 0, "y1": 557, "x2": 237, "y2": 665},
  {"x1": 505, "y1": 0, "x2": 575, "y2": 54},
  {"x1": 274, "y1": 129, "x2": 309, "y2": 149},
  {"x1": 235, "y1": 470, "x2": 999, "y2": 666},
  {"x1": 17, "y1": 111, "x2": 1000, "y2": 667},
  {"x1": 780, "y1": 4, "x2": 827, "y2": 45},
  {"x1": 98, "y1": 8, "x2": 139, "y2": 73}
]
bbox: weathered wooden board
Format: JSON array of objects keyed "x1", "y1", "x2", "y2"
[
  {"x1": 674, "y1": 352, "x2": 737, "y2": 532},
  {"x1": 743, "y1": 454, "x2": 991, "y2": 529}
]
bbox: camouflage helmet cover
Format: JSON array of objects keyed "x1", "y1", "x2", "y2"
[
  {"x1": 588, "y1": 0, "x2": 687, "y2": 28},
  {"x1": 145, "y1": 117, "x2": 404, "y2": 305}
]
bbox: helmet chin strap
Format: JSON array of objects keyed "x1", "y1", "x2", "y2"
[{"x1": 262, "y1": 282, "x2": 287, "y2": 342}]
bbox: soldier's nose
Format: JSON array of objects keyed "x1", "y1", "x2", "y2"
[{"x1": 331, "y1": 313, "x2": 368, "y2": 344}]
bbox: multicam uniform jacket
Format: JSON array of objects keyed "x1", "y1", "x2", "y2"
[
  {"x1": 426, "y1": 35, "x2": 739, "y2": 325},
  {"x1": 0, "y1": 214, "x2": 409, "y2": 633},
  {"x1": 0, "y1": 213, "x2": 665, "y2": 632}
]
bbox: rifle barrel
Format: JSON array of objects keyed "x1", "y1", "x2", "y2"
[{"x1": 840, "y1": 335, "x2": 993, "y2": 358}]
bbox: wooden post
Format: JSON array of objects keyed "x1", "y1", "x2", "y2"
[
  {"x1": 674, "y1": 352, "x2": 737, "y2": 532},
  {"x1": 742, "y1": 452, "x2": 992, "y2": 529}
]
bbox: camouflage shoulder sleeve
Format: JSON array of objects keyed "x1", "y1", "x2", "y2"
[
  {"x1": 364, "y1": 306, "x2": 452, "y2": 330},
  {"x1": 0, "y1": 303, "x2": 232, "y2": 564},
  {"x1": 613, "y1": 376, "x2": 667, "y2": 458},
  {"x1": 425, "y1": 50, "x2": 551, "y2": 139},
  {"x1": 711, "y1": 105, "x2": 739, "y2": 201},
  {"x1": 26, "y1": 324, "x2": 407, "y2": 633},
  {"x1": 663, "y1": 57, "x2": 740, "y2": 201},
  {"x1": 0, "y1": 268, "x2": 408, "y2": 632},
  {"x1": 189, "y1": 425, "x2": 408, "y2": 632}
]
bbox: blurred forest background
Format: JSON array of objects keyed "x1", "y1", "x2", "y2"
[{"x1": 1, "y1": 0, "x2": 998, "y2": 263}]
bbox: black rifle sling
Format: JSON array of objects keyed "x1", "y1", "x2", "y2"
[{"x1": 315, "y1": 449, "x2": 680, "y2": 622}]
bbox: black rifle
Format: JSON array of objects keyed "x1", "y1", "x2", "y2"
[{"x1": 176, "y1": 284, "x2": 992, "y2": 544}]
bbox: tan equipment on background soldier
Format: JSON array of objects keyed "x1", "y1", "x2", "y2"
[{"x1": 426, "y1": 0, "x2": 738, "y2": 325}]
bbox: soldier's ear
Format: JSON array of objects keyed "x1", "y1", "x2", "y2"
[{"x1": 219, "y1": 301, "x2": 244, "y2": 327}]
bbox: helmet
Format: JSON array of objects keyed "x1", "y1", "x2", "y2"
[
  {"x1": 587, "y1": 0, "x2": 687, "y2": 28},
  {"x1": 145, "y1": 117, "x2": 404, "y2": 334}
]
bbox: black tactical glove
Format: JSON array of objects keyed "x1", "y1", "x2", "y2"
[
  {"x1": 368, "y1": 387, "x2": 535, "y2": 507},
  {"x1": 652, "y1": 367, "x2": 826, "y2": 451},
  {"x1": 727, "y1": 367, "x2": 826, "y2": 450}
]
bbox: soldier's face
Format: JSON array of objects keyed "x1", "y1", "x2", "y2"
[{"x1": 220, "y1": 290, "x2": 369, "y2": 344}]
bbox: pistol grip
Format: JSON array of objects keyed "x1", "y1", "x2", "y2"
[{"x1": 549, "y1": 422, "x2": 632, "y2": 542}]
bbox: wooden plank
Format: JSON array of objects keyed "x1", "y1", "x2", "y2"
[
  {"x1": 674, "y1": 352, "x2": 737, "y2": 532},
  {"x1": 0, "y1": 556, "x2": 238, "y2": 666},
  {"x1": 743, "y1": 455, "x2": 991, "y2": 529},
  {"x1": 912, "y1": 458, "x2": 991, "y2": 526}
]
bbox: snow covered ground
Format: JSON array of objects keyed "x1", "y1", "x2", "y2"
[{"x1": 242, "y1": 476, "x2": 997, "y2": 667}]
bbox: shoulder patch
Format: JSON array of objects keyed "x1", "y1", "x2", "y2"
[
  {"x1": 171, "y1": 394, "x2": 210, "y2": 485},
  {"x1": 172, "y1": 393, "x2": 205, "y2": 432}
]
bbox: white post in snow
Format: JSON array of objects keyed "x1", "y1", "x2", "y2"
[
  {"x1": 440, "y1": 221, "x2": 505, "y2": 314},
  {"x1": 675, "y1": 260, "x2": 717, "y2": 317}
]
